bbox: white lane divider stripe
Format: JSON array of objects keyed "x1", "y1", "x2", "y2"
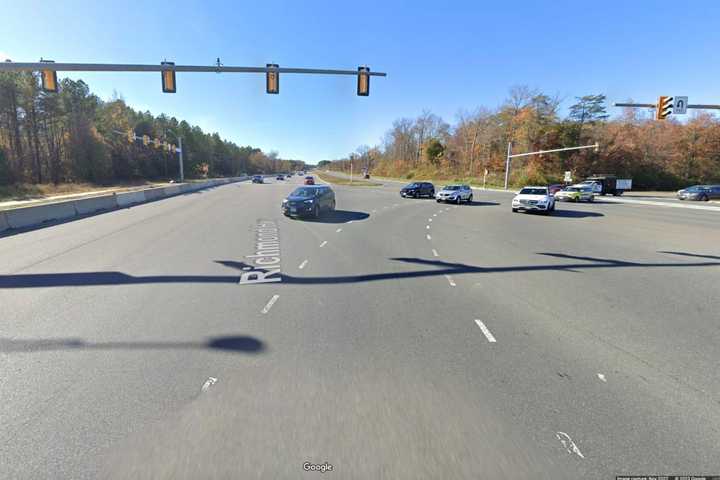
[
  {"x1": 201, "y1": 377, "x2": 218, "y2": 392},
  {"x1": 428, "y1": 218, "x2": 433, "y2": 222},
  {"x1": 432, "y1": 249, "x2": 439, "y2": 257},
  {"x1": 556, "y1": 432, "x2": 585, "y2": 459},
  {"x1": 474, "y1": 320, "x2": 496, "y2": 342},
  {"x1": 319, "y1": 241, "x2": 328, "y2": 248},
  {"x1": 261, "y1": 294, "x2": 280, "y2": 314},
  {"x1": 426, "y1": 234, "x2": 432, "y2": 240},
  {"x1": 298, "y1": 260, "x2": 308, "y2": 269},
  {"x1": 597, "y1": 373, "x2": 607, "y2": 382},
  {"x1": 336, "y1": 228, "x2": 343, "y2": 233},
  {"x1": 426, "y1": 225, "x2": 430, "y2": 229},
  {"x1": 444, "y1": 274, "x2": 456, "y2": 287},
  {"x1": 432, "y1": 214, "x2": 437, "y2": 217}
]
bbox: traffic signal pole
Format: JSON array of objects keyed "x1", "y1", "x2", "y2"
[{"x1": 504, "y1": 143, "x2": 599, "y2": 190}]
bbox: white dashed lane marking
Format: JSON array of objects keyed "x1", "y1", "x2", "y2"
[
  {"x1": 428, "y1": 218, "x2": 432, "y2": 222},
  {"x1": 261, "y1": 294, "x2": 280, "y2": 314},
  {"x1": 426, "y1": 234, "x2": 432, "y2": 240},
  {"x1": 319, "y1": 241, "x2": 328, "y2": 248},
  {"x1": 444, "y1": 274, "x2": 456, "y2": 286},
  {"x1": 556, "y1": 432, "x2": 585, "y2": 459},
  {"x1": 474, "y1": 320, "x2": 496, "y2": 342},
  {"x1": 336, "y1": 228, "x2": 343, "y2": 233},
  {"x1": 298, "y1": 260, "x2": 308, "y2": 269},
  {"x1": 597, "y1": 373, "x2": 607, "y2": 382},
  {"x1": 432, "y1": 249, "x2": 439, "y2": 257},
  {"x1": 201, "y1": 377, "x2": 218, "y2": 392},
  {"x1": 426, "y1": 225, "x2": 430, "y2": 229},
  {"x1": 432, "y1": 214, "x2": 437, "y2": 217}
]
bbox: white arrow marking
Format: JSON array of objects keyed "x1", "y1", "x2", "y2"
[{"x1": 556, "y1": 432, "x2": 585, "y2": 458}]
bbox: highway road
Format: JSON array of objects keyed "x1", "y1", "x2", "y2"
[{"x1": 1, "y1": 174, "x2": 719, "y2": 479}]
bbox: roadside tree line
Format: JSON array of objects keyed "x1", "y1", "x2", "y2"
[
  {"x1": 0, "y1": 72, "x2": 305, "y2": 186},
  {"x1": 328, "y1": 87, "x2": 720, "y2": 190}
]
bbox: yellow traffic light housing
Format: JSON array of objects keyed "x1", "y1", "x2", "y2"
[
  {"x1": 127, "y1": 130, "x2": 135, "y2": 143},
  {"x1": 656, "y1": 96, "x2": 673, "y2": 120},
  {"x1": 357, "y1": 66, "x2": 370, "y2": 96},
  {"x1": 142, "y1": 135, "x2": 150, "y2": 146},
  {"x1": 154, "y1": 138, "x2": 162, "y2": 148},
  {"x1": 41, "y1": 69, "x2": 58, "y2": 93},
  {"x1": 266, "y1": 64, "x2": 279, "y2": 94},
  {"x1": 161, "y1": 61, "x2": 176, "y2": 93}
]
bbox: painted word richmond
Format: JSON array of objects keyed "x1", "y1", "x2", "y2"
[{"x1": 240, "y1": 220, "x2": 282, "y2": 284}]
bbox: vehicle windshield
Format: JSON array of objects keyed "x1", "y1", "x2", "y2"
[
  {"x1": 405, "y1": 183, "x2": 420, "y2": 188},
  {"x1": 290, "y1": 187, "x2": 317, "y2": 197},
  {"x1": 443, "y1": 185, "x2": 461, "y2": 190},
  {"x1": 519, "y1": 188, "x2": 547, "y2": 195},
  {"x1": 563, "y1": 187, "x2": 580, "y2": 192}
]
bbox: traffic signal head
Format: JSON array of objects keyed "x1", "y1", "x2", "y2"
[
  {"x1": 266, "y1": 64, "x2": 279, "y2": 94},
  {"x1": 154, "y1": 138, "x2": 162, "y2": 149},
  {"x1": 142, "y1": 135, "x2": 150, "y2": 146},
  {"x1": 161, "y1": 61, "x2": 176, "y2": 93},
  {"x1": 127, "y1": 130, "x2": 135, "y2": 143},
  {"x1": 357, "y1": 66, "x2": 370, "y2": 96},
  {"x1": 656, "y1": 96, "x2": 673, "y2": 120},
  {"x1": 41, "y1": 69, "x2": 58, "y2": 93}
]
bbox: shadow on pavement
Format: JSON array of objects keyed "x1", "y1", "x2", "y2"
[
  {"x1": 658, "y1": 251, "x2": 720, "y2": 261},
  {"x1": 1, "y1": 253, "x2": 717, "y2": 289},
  {"x1": 547, "y1": 209, "x2": 604, "y2": 218},
  {"x1": 0, "y1": 335, "x2": 265, "y2": 354},
  {"x1": 302, "y1": 209, "x2": 370, "y2": 223}
]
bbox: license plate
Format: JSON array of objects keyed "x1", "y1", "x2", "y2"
[{"x1": 290, "y1": 207, "x2": 297, "y2": 213}]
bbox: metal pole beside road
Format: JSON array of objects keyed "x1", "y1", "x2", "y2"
[
  {"x1": 178, "y1": 136, "x2": 184, "y2": 183},
  {"x1": 504, "y1": 142, "x2": 512, "y2": 190}
]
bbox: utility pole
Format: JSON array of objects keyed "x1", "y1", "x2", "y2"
[
  {"x1": 178, "y1": 136, "x2": 184, "y2": 183},
  {"x1": 504, "y1": 142, "x2": 512, "y2": 190}
]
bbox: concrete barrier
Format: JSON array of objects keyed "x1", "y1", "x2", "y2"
[
  {"x1": 73, "y1": 195, "x2": 118, "y2": 215},
  {"x1": 163, "y1": 185, "x2": 181, "y2": 196},
  {"x1": 5, "y1": 201, "x2": 77, "y2": 229},
  {"x1": 115, "y1": 190, "x2": 147, "y2": 207},
  {"x1": 1, "y1": 177, "x2": 248, "y2": 234},
  {"x1": 143, "y1": 187, "x2": 166, "y2": 201},
  {"x1": 0, "y1": 211, "x2": 9, "y2": 233}
]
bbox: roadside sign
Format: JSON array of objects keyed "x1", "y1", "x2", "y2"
[
  {"x1": 563, "y1": 171, "x2": 572, "y2": 183},
  {"x1": 673, "y1": 96, "x2": 688, "y2": 114}
]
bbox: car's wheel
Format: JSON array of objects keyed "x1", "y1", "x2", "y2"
[
  {"x1": 456, "y1": 196, "x2": 461, "y2": 204},
  {"x1": 330, "y1": 200, "x2": 336, "y2": 211},
  {"x1": 588, "y1": 196, "x2": 594, "y2": 202},
  {"x1": 436, "y1": 199, "x2": 441, "y2": 203},
  {"x1": 512, "y1": 208, "x2": 518, "y2": 212},
  {"x1": 701, "y1": 194, "x2": 710, "y2": 202},
  {"x1": 313, "y1": 205, "x2": 320, "y2": 219},
  {"x1": 467, "y1": 194, "x2": 473, "y2": 203}
]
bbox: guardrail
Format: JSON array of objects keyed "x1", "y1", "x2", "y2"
[{"x1": 0, "y1": 176, "x2": 248, "y2": 234}]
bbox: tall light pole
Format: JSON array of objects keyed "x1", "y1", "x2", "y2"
[{"x1": 165, "y1": 129, "x2": 184, "y2": 183}]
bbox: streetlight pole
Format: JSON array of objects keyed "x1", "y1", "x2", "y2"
[
  {"x1": 165, "y1": 129, "x2": 184, "y2": 183},
  {"x1": 504, "y1": 142, "x2": 599, "y2": 190}
]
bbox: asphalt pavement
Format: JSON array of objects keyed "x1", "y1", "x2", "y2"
[{"x1": 1, "y1": 174, "x2": 719, "y2": 479}]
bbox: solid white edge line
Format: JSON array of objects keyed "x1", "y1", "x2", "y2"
[
  {"x1": 556, "y1": 432, "x2": 585, "y2": 459},
  {"x1": 319, "y1": 241, "x2": 328, "y2": 247},
  {"x1": 444, "y1": 274, "x2": 456, "y2": 287},
  {"x1": 261, "y1": 294, "x2": 280, "y2": 314},
  {"x1": 432, "y1": 249, "x2": 439, "y2": 257},
  {"x1": 426, "y1": 225, "x2": 430, "y2": 229},
  {"x1": 336, "y1": 228, "x2": 343, "y2": 232},
  {"x1": 597, "y1": 373, "x2": 607, "y2": 382},
  {"x1": 474, "y1": 319, "x2": 496, "y2": 342},
  {"x1": 298, "y1": 259, "x2": 308, "y2": 269},
  {"x1": 426, "y1": 234, "x2": 432, "y2": 240}
]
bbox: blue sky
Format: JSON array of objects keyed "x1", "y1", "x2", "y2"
[{"x1": 3, "y1": 0, "x2": 720, "y2": 161}]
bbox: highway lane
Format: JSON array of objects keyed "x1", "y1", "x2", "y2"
[{"x1": 1, "y1": 174, "x2": 718, "y2": 479}]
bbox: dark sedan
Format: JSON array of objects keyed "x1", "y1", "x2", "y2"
[
  {"x1": 252, "y1": 175, "x2": 264, "y2": 184},
  {"x1": 677, "y1": 185, "x2": 720, "y2": 201},
  {"x1": 400, "y1": 182, "x2": 435, "y2": 198},
  {"x1": 282, "y1": 186, "x2": 336, "y2": 218}
]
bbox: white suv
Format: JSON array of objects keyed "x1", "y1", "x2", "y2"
[
  {"x1": 511, "y1": 186, "x2": 556, "y2": 214},
  {"x1": 435, "y1": 185, "x2": 473, "y2": 204}
]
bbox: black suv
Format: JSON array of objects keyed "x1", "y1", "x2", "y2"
[
  {"x1": 282, "y1": 186, "x2": 336, "y2": 218},
  {"x1": 252, "y1": 175, "x2": 264, "y2": 184},
  {"x1": 400, "y1": 182, "x2": 435, "y2": 198}
]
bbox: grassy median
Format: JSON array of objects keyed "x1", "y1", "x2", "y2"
[{"x1": 316, "y1": 172, "x2": 382, "y2": 187}]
